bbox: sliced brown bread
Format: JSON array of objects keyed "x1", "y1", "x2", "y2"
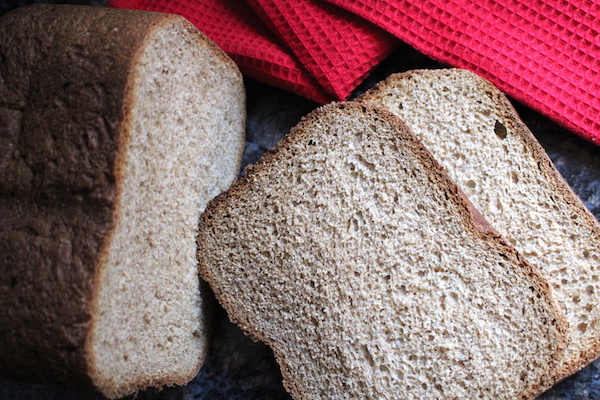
[
  {"x1": 0, "y1": 4, "x2": 245, "y2": 398},
  {"x1": 357, "y1": 68, "x2": 600, "y2": 382},
  {"x1": 197, "y1": 102, "x2": 567, "y2": 400}
]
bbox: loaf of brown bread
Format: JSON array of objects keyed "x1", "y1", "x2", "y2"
[
  {"x1": 0, "y1": 4, "x2": 245, "y2": 398},
  {"x1": 358, "y1": 68, "x2": 600, "y2": 383},
  {"x1": 197, "y1": 102, "x2": 567, "y2": 400}
]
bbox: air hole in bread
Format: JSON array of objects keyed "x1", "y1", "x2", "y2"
[
  {"x1": 569, "y1": 234, "x2": 578, "y2": 243},
  {"x1": 586, "y1": 304, "x2": 594, "y2": 312},
  {"x1": 361, "y1": 345, "x2": 376, "y2": 367},
  {"x1": 583, "y1": 250, "x2": 591, "y2": 258},
  {"x1": 510, "y1": 171, "x2": 519, "y2": 183},
  {"x1": 494, "y1": 120, "x2": 508, "y2": 139},
  {"x1": 586, "y1": 285, "x2": 595, "y2": 295},
  {"x1": 519, "y1": 372, "x2": 528, "y2": 381}
]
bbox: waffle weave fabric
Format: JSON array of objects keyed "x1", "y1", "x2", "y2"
[
  {"x1": 326, "y1": 0, "x2": 600, "y2": 144},
  {"x1": 108, "y1": 0, "x2": 334, "y2": 103},
  {"x1": 244, "y1": 0, "x2": 399, "y2": 100},
  {"x1": 109, "y1": 0, "x2": 600, "y2": 144}
]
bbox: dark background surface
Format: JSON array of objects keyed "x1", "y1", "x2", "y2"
[{"x1": 2, "y1": 1, "x2": 600, "y2": 399}]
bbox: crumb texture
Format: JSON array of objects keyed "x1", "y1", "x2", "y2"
[
  {"x1": 359, "y1": 68, "x2": 600, "y2": 379},
  {"x1": 89, "y1": 16, "x2": 244, "y2": 398},
  {"x1": 198, "y1": 103, "x2": 566, "y2": 400}
]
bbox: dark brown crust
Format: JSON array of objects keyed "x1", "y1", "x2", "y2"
[
  {"x1": 359, "y1": 68, "x2": 600, "y2": 386},
  {"x1": 0, "y1": 4, "x2": 205, "y2": 395},
  {"x1": 197, "y1": 101, "x2": 568, "y2": 400}
]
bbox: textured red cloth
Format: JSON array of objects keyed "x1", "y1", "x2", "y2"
[
  {"x1": 109, "y1": 0, "x2": 333, "y2": 103},
  {"x1": 326, "y1": 0, "x2": 600, "y2": 144},
  {"x1": 244, "y1": 0, "x2": 399, "y2": 100},
  {"x1": 109, "y1": 0, "x2": 600, "y2": 144}
]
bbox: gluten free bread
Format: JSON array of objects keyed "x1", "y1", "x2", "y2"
[
  {"x1": 358, "y1": 68, "x2": 600, "y2": 381},
  {"x1": 197, "y1": 102, "x2": 567, "y2": 400},
  {"x1": 0, "y1": 4, "x2": 245, "y2": 398}
]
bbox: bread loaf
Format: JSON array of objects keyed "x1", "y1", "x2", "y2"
[
  {"x1": 0, "y1": 4, "x2": 245, "y2": 398},
  {"x1": 197, "y1": 102, "x2": 567, "y2": 399},
  {"x1": 357, "y1": 68, "x2": 600, "y2": 382}
]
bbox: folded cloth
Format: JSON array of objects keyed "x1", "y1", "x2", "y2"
[
  {"x1": 109, "y1": 0, "x2": 599, "y2": 144},
  {"x1": 326, "y1": 0, "x2": 600, "y2": 144},
  {"x1": 244, "y1": 0, "x2": 399, "y2": 100},
  {"x1": 108, "y1": 0, "x2": 333, "y2": 103}
]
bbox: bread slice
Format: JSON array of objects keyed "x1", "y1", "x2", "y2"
[
  {"x1": 197, "y1": 102, "x2": 567, "y2": 400},
  {"x1": 0, "y1": 5, "x2": 245, "y2": 398},
  {"x1": 357, "y1": 68, "x2": 600, "y2": 383}
]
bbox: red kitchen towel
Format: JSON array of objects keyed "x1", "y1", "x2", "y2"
[
  {"x1": 325, "y1": 0, "x2": 600, "y2": 144},
  {"x1": 108, "y1": 0, "x2": 333, "y2": 103},
  {"x1": 244, "y1": 0, "x2": 399, "y2": 100}
]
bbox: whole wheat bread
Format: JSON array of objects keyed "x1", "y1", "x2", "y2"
[
  {"x1": 197, "y1": 102, "x2": 567, "y2": 400},
  {"x1": 357, "y1": 68, "x2": 600, "y2": 382},
  {"x1": 0, "y1": 5, "x2": 245, "y2": 398}
]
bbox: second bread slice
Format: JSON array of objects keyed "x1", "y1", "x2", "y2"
[
  {"x1": 197, "y1": 102, "x2": 567, "y2": 400},
  {"x1": 358, "y1": 68, "x2": 600, "y2": 381}
]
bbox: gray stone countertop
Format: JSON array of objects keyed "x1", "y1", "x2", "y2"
[{"x1": 2, "y1": 2, "x2": 600, "y2": 399}]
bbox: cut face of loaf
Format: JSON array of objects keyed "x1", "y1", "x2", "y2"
[
  {"x1": 357, "y1": 68, "x2": 600, "y2": 381},
  {"x1": 0, "y1": 5, "x2": 245, "y2": 398},
  {"x1": 198, "y1": 102, "x2": 567, "y2": 400}
]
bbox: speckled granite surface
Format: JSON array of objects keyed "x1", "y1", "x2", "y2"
[{"x1": 2, "y1": 2, "x2": 600, "y2": 399}]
